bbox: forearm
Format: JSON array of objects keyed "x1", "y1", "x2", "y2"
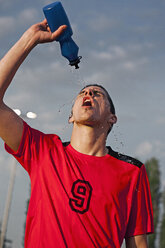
[
  {"x1": 0, "y1": 27, "x2": 37, "y2": 102},
  {"x1": 125, "y1": 235, "x2": 148, "y2": 248}
]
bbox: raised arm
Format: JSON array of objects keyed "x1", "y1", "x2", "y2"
[{"x1": 0, "y1": 19, "x2": 66, "y2": 151}]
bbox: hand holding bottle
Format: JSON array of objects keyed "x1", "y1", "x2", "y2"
[{"x1": 25, "y1": 19, "x2": 67, "y2": 46}]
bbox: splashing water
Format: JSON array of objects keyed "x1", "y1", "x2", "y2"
[
  {"x1": 70, "y1": 67, "x2": 86, "y2": 87},
  {"x1": 57, "y1": 66, "x2": 86, "y2": 122},
  {"x1": 58, "y1": 96, "x2": 76, "y2": 114},
  {"x1": 111, "y1": 125, "x2": 125, "y2": 154},
  {"x1": 57, "y1": 65, "x2": 85, "y2": 116}
]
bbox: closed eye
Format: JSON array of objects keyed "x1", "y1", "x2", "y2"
[
  {"x1": 93, "y1": 90, "x2": 105, "y2": 97},
  {"x1": 79, "y1": 90, "x2": 85, "y2": 96},
  {"x1": 93, "y1": 90, "x2": 101, "y2": 95}
]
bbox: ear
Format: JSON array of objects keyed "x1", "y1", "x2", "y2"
[
  {"x1": 108, "y1": 114, "x2": 117, "y2": 125},
  {"x1": 68, "y1": 114, "x2": 74, "y2": 124}
]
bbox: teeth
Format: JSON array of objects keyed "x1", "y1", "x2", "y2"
[{"x1": 83, "y1": 99, "x2": 92, "y2": 106}]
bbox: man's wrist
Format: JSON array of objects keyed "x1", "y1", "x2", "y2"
[{"x1": 20, "y1": 26, "x2": 38, "y2": 53}]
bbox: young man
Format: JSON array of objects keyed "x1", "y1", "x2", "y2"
[{"x1": 0, "y1": 20, "x2": 154, "y2": 247}]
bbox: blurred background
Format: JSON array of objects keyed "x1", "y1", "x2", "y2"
[{"x1": 0, "y1": 0, "x2": 165, "y2": 247}]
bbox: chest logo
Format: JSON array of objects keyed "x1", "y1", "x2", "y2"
[{"x1": 69, "y1": 179, "x2": 92, "y2": 214}]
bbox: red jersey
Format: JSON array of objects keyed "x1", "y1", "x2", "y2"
[{"x1": 5, "y1": 122, "x2": 154, "y2": 248}]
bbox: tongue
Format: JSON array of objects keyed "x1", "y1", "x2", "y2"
[{"x1": 83, "y1": 102, "x2": 91, "y2": 106}]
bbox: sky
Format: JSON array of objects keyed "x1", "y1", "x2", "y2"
[{"x1": 0, "y1": 0, "x2": 165, "y2": 247}]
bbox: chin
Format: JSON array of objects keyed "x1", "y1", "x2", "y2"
[{"x1": 77, "y1": 117, "x2": 100, "y2": 126}]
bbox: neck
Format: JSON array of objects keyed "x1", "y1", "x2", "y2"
[{"x1": 70, "y1": 123, "x2": 108, "y2": 157}]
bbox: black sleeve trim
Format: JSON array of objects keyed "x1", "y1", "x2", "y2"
[
  {"x1": 62, "y1": 142, "x2": 142, "y2": 168},
  {"x1": 107, "y1": 146, "x2": 143, "y2": 168},
  {"x1": 62, "y1": 141, "x2": 70, "y2": 147}
]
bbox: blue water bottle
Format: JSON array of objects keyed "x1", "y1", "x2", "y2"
[{"x1": 43, "y1": 1, "x2": 82, "y2": 69}]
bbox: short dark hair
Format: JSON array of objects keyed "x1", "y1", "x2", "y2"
[
  {"x1": 69, "y1": 84, "x2": 116, "y2": 135},
  {"x1": 80, "y1": 84, "x2": 116, "y2": 135}
]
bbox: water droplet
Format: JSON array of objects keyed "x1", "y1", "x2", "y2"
[
  {"x1": 69, "y1": 66, "x2": 86, "y2": 87},
  {"x1": 111, "y1": 126, "x2": 125, "y2": 153}
]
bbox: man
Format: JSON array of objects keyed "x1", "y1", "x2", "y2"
[{"x1": 0, "y1": 20, "x2": 154, "y2": 247}]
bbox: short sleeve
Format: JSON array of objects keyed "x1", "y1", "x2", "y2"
[
  {"x1": 125, "y1": 164, "x2": 154, "y2": 237},
  {"x1": 5, "y1": 121, "x2": 46, "y2": 174}
]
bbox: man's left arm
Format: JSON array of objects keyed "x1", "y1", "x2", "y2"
[{"x1": 125, "y1": 234, "x2": 148, "y2": 248}]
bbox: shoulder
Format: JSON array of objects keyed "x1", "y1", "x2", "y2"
[
  {"x1": 107, "y1": 146, "x2": 143, "y2": 168},
  {"x1": 25, "y1": 122, "x2": 62, "y2": 145}
]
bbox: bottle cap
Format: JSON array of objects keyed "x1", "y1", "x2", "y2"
[{"x1": 69, "y1": 56, "x2": 82, "y2": 69}]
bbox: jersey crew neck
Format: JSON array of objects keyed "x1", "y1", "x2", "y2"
[{"x1": 66, "y1": 143, "x2": 110, "y2": 160}]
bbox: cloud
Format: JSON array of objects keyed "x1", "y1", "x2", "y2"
[
  {"x1": 88, "y1": 14, "x2": 117, "y2": 32},
  {"x1": 18, "y1": 8, "x2": 39, "y2": 24},
  {"x1": 0, "y1": 17, "x2": 15, "y2": 37},
  {"x1": 91, "y1": 51, "x2": 113, "y2": 60},
  {"x1": 0, "y1": 8, "x2": 39, "y2": 39},
  {"x1": 84, "y1": 71, "x2": 112, "y2": 86},
  {"x1": 0, "y1": 0, "x2": 19, "y2": 9},
  {"x1": 0, "y1": 0, "x2": 23, "y2": 7},
  {"x1": 91, "y1": 45, "x2": 126, "y2": 61},
  {"x1": 89, "y1": 44, "x2": 149, "y2": 74},
  {"x1": 119, "y1": 114, "x2": 137, "y2": 123},
  {"x1": 121, "y1": 57, "x2": 149, "y2": 72},
  {"x1": 135, "y1": 140, "x2": 165, "y2": 159},
  {"x1": 0, "y1": 0, "x2": 10, "y2": 4},
  {"x1": 156, "y1": 116, "x2": 165, "y2": 125},
  {"x1": 135, "y1": 141, "x2": 153, "y2": 157},
  {"x1": 122, "y1": 58, "x2": 148, "y2": 71},
  {"x1": 122, "y1": 61, "x2": 136, "y2": 71},
  {"x1": 153, "y1": 141, "x2": 165, "y2": 158},
  {"x1": 112, "y1": 46, "x2": 126, "y2": 58},
  {"x1": 162, "y1": 179, "x2": 165, "y2": 188}
]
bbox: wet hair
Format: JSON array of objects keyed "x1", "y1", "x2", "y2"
[{"x1": 69, "y1": 84, "x2": 116, "y2": 135}]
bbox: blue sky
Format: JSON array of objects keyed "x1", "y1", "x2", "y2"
[{"x1": 0, "y1": 0, "x2": 165, "y2": 247}]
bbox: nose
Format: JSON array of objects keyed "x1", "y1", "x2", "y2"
[{"x1": 85, "y1": 89, "x2": 94, "y2": 97}]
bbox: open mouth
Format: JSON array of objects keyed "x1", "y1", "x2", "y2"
[{"x1": 82, "y1": 97, "x2": 92, "y2": 107}]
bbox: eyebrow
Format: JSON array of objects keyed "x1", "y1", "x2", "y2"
[{"x1": 78, "y1": 88, "x2": 105, "y2": 95}]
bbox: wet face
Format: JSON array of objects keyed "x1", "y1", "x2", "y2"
[{"x1": 69, "y1": 86, "x2": 117, "y2": 131}]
